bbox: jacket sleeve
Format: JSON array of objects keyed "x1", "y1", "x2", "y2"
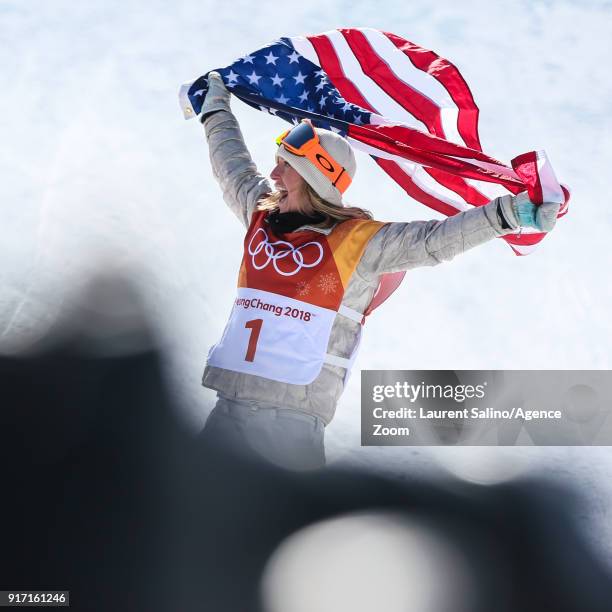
[
  {"x1": 202, "y1": 109, "x2": 272, "y2": 228},
  {"x1": 356, "y1": 198, "x2": 517, "y2": 279}
]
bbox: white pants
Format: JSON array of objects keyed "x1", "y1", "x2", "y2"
[{"x1": 200, "y1": 395, "x2": 326, "y2": 471}]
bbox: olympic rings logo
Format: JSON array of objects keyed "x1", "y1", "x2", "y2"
[{"x1": 248, "y1": 228, "x2": 324, "y2": 276}]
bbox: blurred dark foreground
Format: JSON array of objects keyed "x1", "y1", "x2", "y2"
[{"x1": 1, "y1": 277, "x2": 611, "y2": 612}]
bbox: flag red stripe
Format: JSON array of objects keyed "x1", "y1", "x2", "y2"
[
  {"x1": 374, "y1": 123, "x2": 506, "y2": 165},
  {"x1": 423, "y1": 167, "x2": 491, "y2": 206},
  {"x1": 512, "y1": 151, "x2": 544, "y2": 204},
  {"x1": 376, "y1": 158, "x2": 461, "y2": 217},
  {"x1": 502, "y1": 232, "x2": 547, "y2": 246},
  {"x1": 384, "y1": 31, "x2": 482, "y2": 151},
  {"x1": 364, "y1": 271, "x2": 406, "y2": 317},
  {"x1": 349, "y1": 124, "x2": 523, "y2": 189},
  {"x1": 508, "y1": 245, "x2": 526, "y2": 256},
  {"x1": 340, "y1": 29, "x2": 446, "y2": 138},
  {"x1": 307, "y1": 34, "x2": 378, "y2": 113}
]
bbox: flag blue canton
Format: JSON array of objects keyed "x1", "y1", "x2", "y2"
[{"x1": 187, "y1": 38, "x2": 371, "y2": 135}]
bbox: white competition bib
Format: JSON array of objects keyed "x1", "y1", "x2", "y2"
[
  {"x1": 205, "y1": 211, "x2": 387, "y2": 386},
  {"x1": 207, "y1": 287, "x2": 337, "y2": 385}
]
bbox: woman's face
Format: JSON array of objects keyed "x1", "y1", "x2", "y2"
[{"x1": 270, "y1": 159, "x2": 310, "y2": 213}]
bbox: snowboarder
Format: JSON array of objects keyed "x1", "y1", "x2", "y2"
[{"x1": 197, "y1": 72, "x2": 560, "y2": 470}]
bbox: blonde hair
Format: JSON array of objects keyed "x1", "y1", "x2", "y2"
[{"x1": 257, "y1": 184, "x2": 372, "y2": 229}]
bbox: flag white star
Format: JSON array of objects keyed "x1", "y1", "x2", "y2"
[
  {"x1": 271, "y1": 73, "x2": 285, "y2": 87},
  {"x1": 264, "y1": 51, "x2": 279, "y2": 65},
  {"x1": 247, "y1": 71, "x2": 261, "y2": 85},
  {"x1": 225, "y1": 70, "x2": 239, "y2": 85},
  {"x1": 330, "y1": 126, "x2": 341, "y2": 133},
  {"x1": 287, "y1": 50, "x2": 301, "y2": 64},
  {"x1": 306, "y1": 106, "x2": 314, "y2": 112},
  {"x1": 193, "y1": 89, "x2": 205, "y2": 97},
  {"x1": 342, "y1": 102, "x2": 353, "y2": 112},
  {"x1": 269, "y1": 108, "x2": 279, "y2": 115},
  {"x1": 334, "y1": 96, "x2": 346, "y2": 105},
  {"x1": 293, "y1": 71, "x2": 306, "y2": 85},
  {"x1": 242, "y1": 54, "x2": 255, "y2": 64},
  {"x1": 275, "y1": 93, "x2": 290, "y2": 104},
  {"x1": 315, "y1": 70, "x2": 326, "y2": 77},
  {"x1": 298, "y1": 91, "x2": 309, "y2": 103},
  {"x1": 318, "y1": 95, "x2": 327, "y2": 108},
  {"x1": 353, "y1": 114, "x2": 363, "y2": 124},
  {"x1": 315, "y1": 81, "x2": 326, "y2": 91}
]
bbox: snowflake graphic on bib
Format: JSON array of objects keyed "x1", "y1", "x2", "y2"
[{"x1": 317, "y1": 273, "x2": 339, "y2": 295}]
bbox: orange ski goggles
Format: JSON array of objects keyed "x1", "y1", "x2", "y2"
[{"x1": 276, "y1": 120, "x2": 352, "y2": 194}]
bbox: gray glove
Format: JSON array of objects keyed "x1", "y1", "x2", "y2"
[
  {"x1": 497, "y1": 191, "x2": 561, "y2": 233},
  {"x1": 200, "y1": 71, "x2": 231, "y2": 122}
]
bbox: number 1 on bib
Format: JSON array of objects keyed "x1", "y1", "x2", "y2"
[{"x1": 244, "y1": 319, "x2": 263, "y2": 362}]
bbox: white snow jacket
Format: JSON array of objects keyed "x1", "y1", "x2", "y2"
[{"x1": 200, "y1": 108, "x2": 518, "y2": 425}]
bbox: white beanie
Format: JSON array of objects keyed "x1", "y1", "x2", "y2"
[{"x1": 277, "y1": 128, "x2": 356, "y2": 206}]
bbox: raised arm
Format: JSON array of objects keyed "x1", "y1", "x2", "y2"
[
  {"x1": 357, "y1": 194, "x2": 560, "y2": 277},
  {"x1": 199, "y1": 72, "x2": 272, "y2": 228}
]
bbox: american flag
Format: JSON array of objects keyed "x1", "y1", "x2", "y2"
[{"x1": 180, "y1": 28, "x2": 568, "y2": 257}]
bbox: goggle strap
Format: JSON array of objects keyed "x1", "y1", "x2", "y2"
[
  {"x1": 332, "y1": 167, "x2": 345, "y2": 187},
  {"x1": 332, "y1": 167, "x2": 352, "y2": 194}
]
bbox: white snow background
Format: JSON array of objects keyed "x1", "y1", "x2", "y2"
[{"x1": 2, "y1": 0, "x2": 612, "y2": 562}]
